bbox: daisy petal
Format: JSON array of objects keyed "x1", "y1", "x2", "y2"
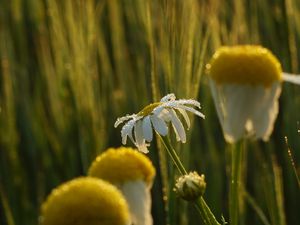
[
  {"x1": 177, "y1": 108, "x2": 191, "y2": 129},
  {"x1": 160, "y1": 93, "x2": 176, "y2": 102},
  {"x1": 134, "y1": 120, "x2": 144, "y2": 146},
  {"x1": 158, "y1": 108, "x2": 172, "y2": 122},
  {"x1": 150, "y1": 114, "x2": 168, "y2": 136},
  {"x1": 121, "y1": 181, "x2": 152, "y2": 225},
  {"x1": 251, "y1": 83, "x2": 281, "y2": 141},
  {"x1": 152, "y1": 105, "x2": 164, "y2": 116},
  {"x1": 282, "y1": 73, "x2": 300, "y2": 85},
  {"x1": 137, "y1": 143, "x2": 149, "y2": 154},
  {"x1": 114, "y1": 114, "x2": 136, "y2": 127},
  {"x1": 169, "y1": 109, "x2": 186, "y2": 143},
  {"x1": 142, "y1": 116, "x2": 153, "y2": 142},
  {"x1": 121, "y1": 119, "x2": 135, "y2": 144},
  {"x1": 175, "y1": 105, "x2": 205, "y2": 119},
  {"x1": 174, "y1": 99, "x2": 201, "y2": 108}
]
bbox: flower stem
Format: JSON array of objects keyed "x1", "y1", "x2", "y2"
[
  {"x1": 159, "y1": 135, "x2": 221, "y2": 225},
  {"x1": 159, "y1": 135, "x2": 187, "y2": 175},
  {"x1": 195, "y1": 197, "x2": 222, "y2": 225},
  {"x1": 229, "y1": 140, "x2": 243, "y2": 225}
]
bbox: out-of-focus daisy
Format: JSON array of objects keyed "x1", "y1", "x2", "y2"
[
  {"x1": 206, "y1": 45, "x2": 300, "y2": 143},
  {"x1": 88, "y1": 147, "x2": 155, "y2": 225},
  {"x1": 114, "y1": 93, "x2": 205, "y2": 153},
  {"x1": 40, "y1": 177, "x2": 130, "y2": 225}
]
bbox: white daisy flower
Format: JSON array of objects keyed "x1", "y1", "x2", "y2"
[
  {"x1": 114, "y1": 94, "x2": 205, "y2": 153},
  {"x1": 206, "y1": 45, "x2": 300, "y2": 143},
  {"x1": 88, "y1": 147, "x2": 156, "y2": 225}
]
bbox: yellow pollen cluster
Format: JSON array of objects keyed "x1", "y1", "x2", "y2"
[
  {"x1": 137, "y1": 102, "x2": 162, "y2": 116},
  {"x1": 40, "y1": 177, "x2": 129, "y2": 225},
  {"x1": 206, "y1": 45, "x2": 282, "y2": 86},
  {"x1": 88, "y1": 147, "x2": 155, "y2": 186}
]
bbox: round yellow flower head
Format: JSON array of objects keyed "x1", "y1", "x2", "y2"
[
  {"x1": 88, "y1": 147, "x2": 155, "y2": 186},
  {"x1": 40, "y1": 177, "x2": 130, "y2": 225},
  {"x1": 206, "y1": 45, "x2": 282, "y2": 86}
]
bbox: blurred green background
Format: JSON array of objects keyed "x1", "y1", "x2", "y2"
[{"x1": 0, "y1": 0, "x2": 299, "y2": 225}]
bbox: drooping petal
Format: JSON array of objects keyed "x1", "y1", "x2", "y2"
[
  {"x1": 115, "y1": 114, "x2": 137, "y2": 127},
  {"x1": 282, "y1": 73, "x2": 300, "y2": 85},
  {"x1": 208, "y1": 79, "x2": 225, "y2": 128},
  {"x1": 160, "y1": 93, "x2": 176, "y2": 102},
  {"x1": 121, "y1": 119, "x2": 136, "y2": 144},
  {"x1": 134, "y1": 120, "x2": 144, "y2": 147},
  {"x1": 174, "y1": 105, "x2": 205, "y2": 119},
  {"x1": 152, "y1": 105, "x2": 164, "y2": 116},
  {"x1": 177, "y1": 108, "x2": 191, "y2": 129},
  {"x1": 250, "y1": 83, "x2": 281, "y2": 140},
  {"x1": 156, "y1": 108, "x2": 172, "y2": 122},
  {"x1": 150, "y1": 114, "x2": 168, "y2": 136},
  {"x1": 169, "y1": 109, "x2": 186, "y2": 143},
  {"x1": 136, "y1": 143, "x2": 149, "y2": 154},
  {"x1": 221, "y1": 83, "x2": 252, "y2": 143},
  {"x1": 142, "y1": 116, "x2": 153, "y2": 142},
  {"x1": 209, "y1": 80, "x2": 250, "y2": 143},
  {"x1": 209, "y1": 79, "x2": 279, "y2": 143},
  {"x1": 172, "y1": 99, "x2": 201, "y2": 108},
  {"x1": 120, "y1": 180, "x2": 152, "y2": 225}
]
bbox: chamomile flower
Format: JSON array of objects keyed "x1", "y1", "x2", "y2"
[
  {"x1": 206, "y1": 45, "x2": 300, "y2": 143},
  {"x1": 114, "y1": 93, "x2": 205, "y2": 153},
  {"x1": 40, "y1": 177, "x2": 130, "y2": 225},
  {"x1": 88, "y1": 147, "x2": 155, "y2": 225}
]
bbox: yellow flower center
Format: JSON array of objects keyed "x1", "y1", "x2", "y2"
[
  {"x1": 88, "y1": 147, "x2": 156, "y2": 186},
  {"x1": 206, "y1": 45, "x2": 282, "y2": 86},
  {"x1": 137, "y1": 102, "x2": 162, "y2": 116},
  {"x1": 40, "y1": 177, "x2": 130, "y2": 225}
]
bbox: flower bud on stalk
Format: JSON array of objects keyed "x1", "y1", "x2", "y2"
[{"x1": 174, "y1": 171, "x2": 206, "y2": 201}]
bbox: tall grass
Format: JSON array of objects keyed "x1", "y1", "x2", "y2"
[{"x1": 0, "y1": 0, "x2": 299, "y2": 225}]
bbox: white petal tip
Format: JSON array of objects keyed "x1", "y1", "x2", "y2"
[
  {"x1": 197, "y1": 112, "x2": 205, "y2": 119},
  {"x1": 137, "y1": 146, "x2": 149, "y2": 154},
  {"x1": 141, "y1": 149, "x2": 149, "y2": 154}
]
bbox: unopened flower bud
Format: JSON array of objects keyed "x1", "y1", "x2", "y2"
[{"x1": 174, "y1": 171, "x2": 206, "y2": 201}]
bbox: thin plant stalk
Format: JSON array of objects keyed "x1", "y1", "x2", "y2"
[
  {"x1": 159, "y1": 135, "x2": 187, "y2": 175},
  {"x1": 159, "y1": 135, "x2": 221, "y2": 225},
  {"x1": 229, "y1": 140, "x2": 243, "y2": 225}
]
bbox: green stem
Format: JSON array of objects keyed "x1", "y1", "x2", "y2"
[
  {"x1": 230, "y1": 141, "x2": 243, "y2": 225},
  {"x1": 159, "y1": 135, "x2": 221, "y2": 225},
  {"x1": 159, "y1": 135, "x2": 187, "y2": 175},
  {"x1": 195, "y1": 197, "x2": 222, "y2": 225}
]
